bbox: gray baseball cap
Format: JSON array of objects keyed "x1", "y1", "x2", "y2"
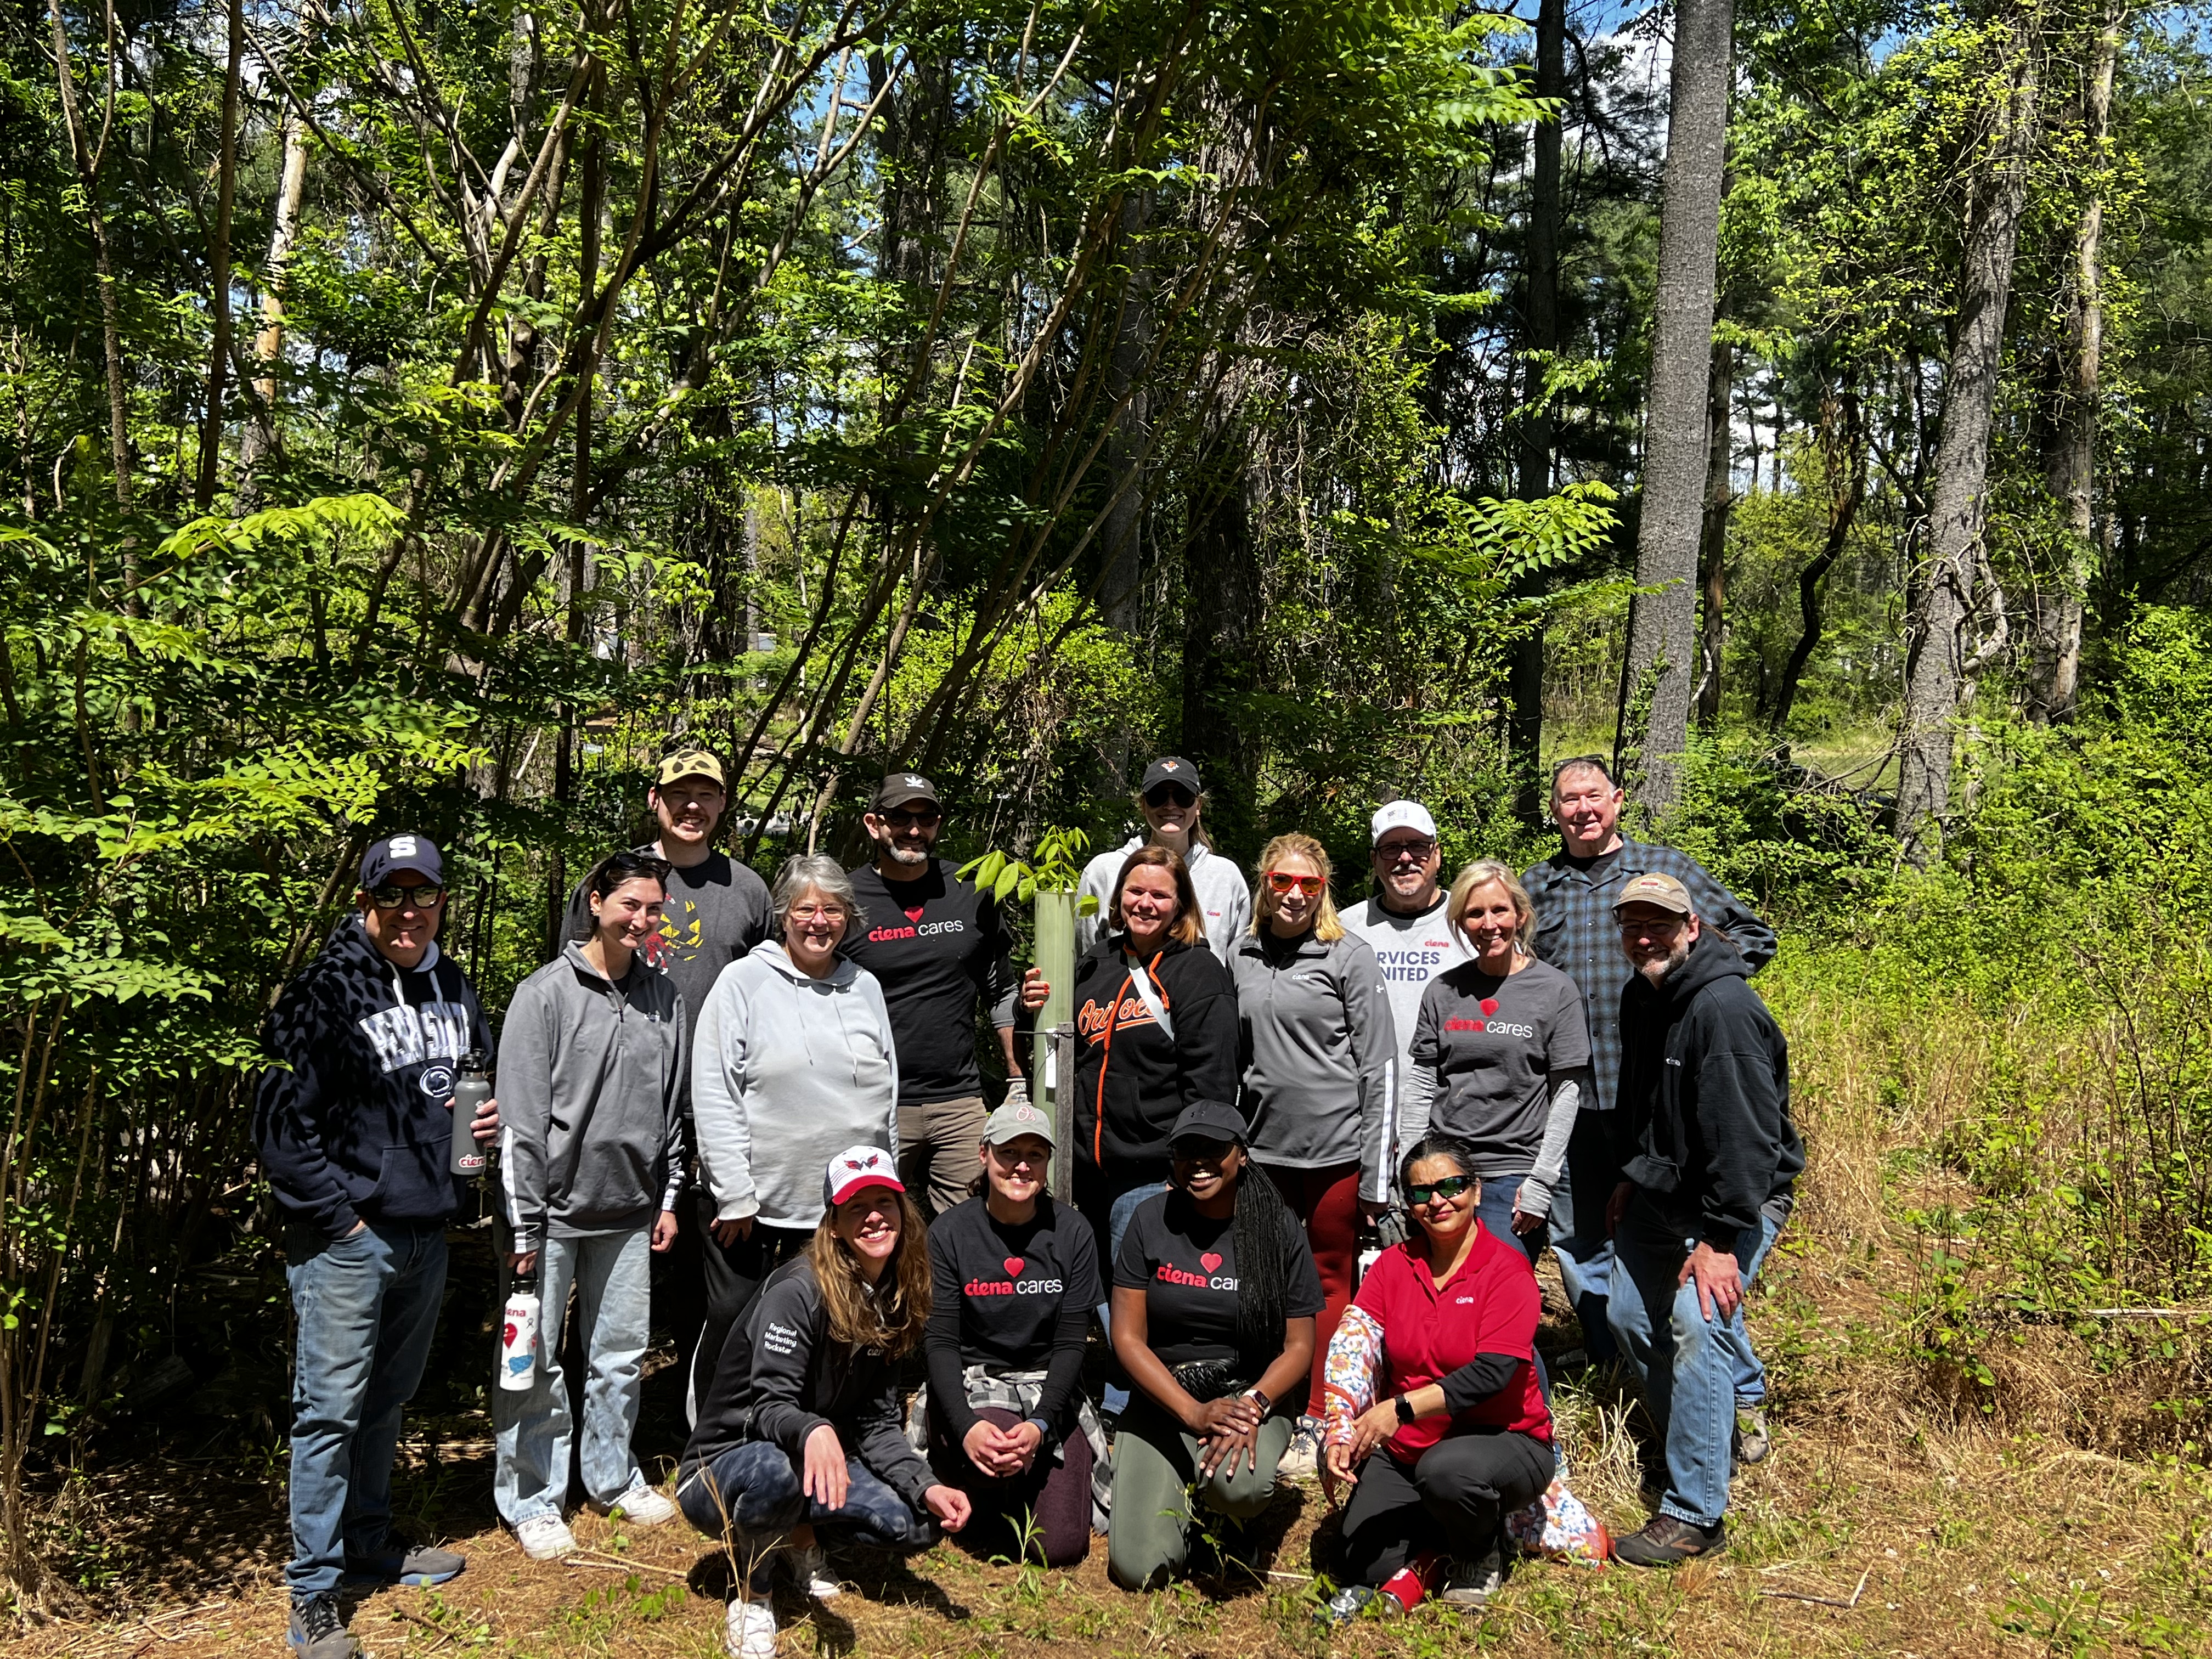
[{"x1": 981, "y1": 1097, "x2": 1056, "y2": 1146}]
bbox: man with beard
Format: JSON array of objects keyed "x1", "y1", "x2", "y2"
[
  {"x1": 842, "y1": 772, "x2": 1025, "y2": 1218},
  {"x1": 1602, "y1": 873, "x2": 1802, "y2": 1566}
]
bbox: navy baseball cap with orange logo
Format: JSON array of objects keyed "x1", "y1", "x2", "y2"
[{"x1": 1141, "y1": 756, "x2": 1200, "y2": 797}]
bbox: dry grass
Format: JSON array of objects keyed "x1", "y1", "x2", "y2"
[{"x1": 12, "y1": 963, "x2": 2212, "y2": 1656}]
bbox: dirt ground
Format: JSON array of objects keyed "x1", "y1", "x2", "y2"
[{"x1": 13, "y1": 1239, "x2": 2212, "y2": 1659}]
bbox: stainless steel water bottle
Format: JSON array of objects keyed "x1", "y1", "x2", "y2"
[{"x1": 450, "y1": 1052, "x2": 492, "y2": 1178}]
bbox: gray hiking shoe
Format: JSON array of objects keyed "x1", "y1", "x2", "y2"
[
  {"x1": 287, "y1": 1594, "x2": 362, "y2": 1659},
  {"x1": 1734, "y1": 1406, "x2": 1770, "y2": 1466},
  {"x1": 1438, "y1": 1539, "x2": 1503, "y2": 1606},
  {"x1": 345, "y1": 1536, "x2": 464, "y2": 1586}
]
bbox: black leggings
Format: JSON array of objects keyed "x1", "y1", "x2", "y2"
[
  {"x1": 687, "y1": 1201, "x2": 811, "y2": 1419},
  {"x1": 1338, "y1": 1431, "x2": 1554, "y2": 1584}
]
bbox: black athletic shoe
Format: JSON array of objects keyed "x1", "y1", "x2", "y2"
[{"x1": 1615, "y1": 1514, "x2": 1726, "y2": 1567}]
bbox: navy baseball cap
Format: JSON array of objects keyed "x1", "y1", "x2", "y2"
[
  {"x1": 1167, "y1": 1099, "x2": 1247, "y2": 1150},
  {"x1": 360, "y1": 834, "x2": 445, "y2": 888},
  {"x1": 1141, "y1": 757, "x2": 1201, "y2": 797}
]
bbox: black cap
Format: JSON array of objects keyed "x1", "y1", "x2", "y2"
[
  {"x1": 1140, "y1": 756, "x2": 1201, "y2": 797},
  {"x1": 1167, "y1": 1098, "x2": 1247, "y2": 1150},
  {"x1": 360, "y1": 833, "x2": 445, "y2": 888},
  {"x1": 872, "y1": 772, "x2": 941, "y2": 810}
]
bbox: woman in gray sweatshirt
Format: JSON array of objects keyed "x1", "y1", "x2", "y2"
[
  {"x1": 495, "y1": 850, "x2": 687, "y2": 1559},
  {"x1": 687, "y1": 854, "x2": 900, "y2": 1415},
  {"x1": 1229, "y1": 832, "x2": 1396, "y2": 1476}
]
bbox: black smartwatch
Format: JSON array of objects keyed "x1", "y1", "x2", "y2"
[{"x1": 1393, "y1": 1393, "x2": 1418, "y2": 1426}]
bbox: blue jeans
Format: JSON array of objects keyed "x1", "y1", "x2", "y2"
[
  {"x1": 1077, "y1": 1158, "x2": 1169, "y2": 1417},
  {"x1": 1475, "y1": 1165, "x2": 1547, "y2": 1266},
  {"x1": 283, "y1": 1221, "x2": 448, "y2": 1596},
  {"x1": 1548, "y1": 1110, "x2": 1622, "y2": 1364},
  {"x1": 494, "y1": 1227, "x2": 653, "y2": 1526},
  {"x1": 1607, "y1": 1197, "x2": 1777, "y2": 1528},
  {"x1": 676, "y1": 1441, "x2": 937, "y2": 1586}
]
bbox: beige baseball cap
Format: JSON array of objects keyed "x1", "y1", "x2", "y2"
[
  {"x1": 981, "y1": 1098, "x2": 1056, "y2": 1146},
  {"x1": 1612, "y1": 872, "x2": 1693, "y2": 916},
  {"x1": 656, "y1": 748, "x2": 726, "y2": 788}
]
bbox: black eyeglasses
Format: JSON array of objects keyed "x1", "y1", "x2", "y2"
[
  {"x1": 1144, "y1": 786, "x2": 1197, "y2": 809},
  {"x1": 1406, "y1": 1174, "x2": 1476, "y2": 1206},
  {"x1": 1377, "y1": 839, "x2": 1437, "y2": 864},
  {"x1": 367, "y1": 884, "x2": 445, "y2": 910}
]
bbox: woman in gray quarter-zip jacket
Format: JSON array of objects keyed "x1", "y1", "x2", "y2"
[
  {"x1": 494, "y1": 850, "x2": 687, "y2": 1555},
  {"x1": 685, "y1": 854, "x2": 901, "y2": 1415},
  {"x1": 1230, "y1": 832, "x2": 1396, "y2": 1457}
]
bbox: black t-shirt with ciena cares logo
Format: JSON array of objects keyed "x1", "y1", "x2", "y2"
[
  {"x1": 924, "y1": 1194, "x2": 1100, "y2": 1441},
  {"x1": 1113, "y1": 1189, "x2": 1325, "y2": 1368},
  {"x1": 843, "y1": 860, "x2": 1018, "y2": 1105}
]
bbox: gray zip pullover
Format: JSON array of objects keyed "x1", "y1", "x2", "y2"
[
  {"x1": 1076, "y1": 836, "x2": 1254, "y2": 967},
  {"x1": 690, "y1": 942, "x2": 900, "y2": 1231},
  {"x1": 496, "y1": 943, "x2": 686, "y2": 1252},
  {"x1": 1229, "y1": 928, "x2": 1398, "y2": 1202}
]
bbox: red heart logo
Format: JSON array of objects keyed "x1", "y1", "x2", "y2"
[
  {"x1": 1480, "y1": 998, "x2": 1499, "y2": 1016},
  {"x1": 904, "y1": 905, "x2": 926, "y2": 924},
  {"x1": 1200, "y1": 1252, "x2": 1223, "y2": 1273},
  {"x1": 1003, "y1": 1257, "x2": 1025, "y2": 1278}
]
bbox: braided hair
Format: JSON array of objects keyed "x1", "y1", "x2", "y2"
[{"x1": 1228, "y1": 1155, "x2": 1298, "y2": 1374}]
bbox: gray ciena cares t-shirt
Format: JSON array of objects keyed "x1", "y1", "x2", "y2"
[{"x1": 1408, "y1": 957, "x2": 1592, "y2": 1177}]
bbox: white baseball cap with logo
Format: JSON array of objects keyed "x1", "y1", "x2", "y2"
[
  {"x1": 1370, "y1": 799, "x2": 1438, "y2": 845},
  {"x1": 823, "y1": 1145, "x2": 904, "y2": 1207}
]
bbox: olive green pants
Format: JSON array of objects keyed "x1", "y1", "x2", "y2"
[{"x1": 1107, "y1": 1393, "x2": 1293, "y2": 1589}]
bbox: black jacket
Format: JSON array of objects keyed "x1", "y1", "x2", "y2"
[
  {"x1": 1617, "y1": 930, "x2": 1803, "y2": 1251},
  {"x1": 680, "y1": 1256, "x2": 933, "y2": 1511},
  {"x1": 253, "y1": 916, "x2": 494, "y2": 1241},
  {"x1": 1069, "y1": 933, "x2": 1240, "y2": 1166}
]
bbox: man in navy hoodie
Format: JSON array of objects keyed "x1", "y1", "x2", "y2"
[{"x1": 256, "y1": 836, "x2": 500, "y2": 1659}]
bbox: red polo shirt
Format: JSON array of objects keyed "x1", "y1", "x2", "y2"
[{"x1": 1351, "y1": 1223, "x2": 1550, "y2": 1458}]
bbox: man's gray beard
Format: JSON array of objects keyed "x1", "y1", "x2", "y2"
[
  {"x1": 1638, "y1": 935, "x2": 1692, "y2": 985},
  {"x1": 883, "y1": 840, "x2": 931, "y2": 867}
]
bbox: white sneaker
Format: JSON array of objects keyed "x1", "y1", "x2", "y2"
[
  {"x1": 515, "y1": 1514, "x2": 578, "y2": 1561},
  {"x1": 724, "y1": 1594, "x2": 777, "y2": 1658},
  {"x1": 601, "y1": 1479, "x2": 678, "y2": 1526},
  {"x1": 1277, "y1": 1416, "x2": 1322, "y2": 1482},
  {"x1": 789, "y1": 1541, "x2": 840, "y2": 1601}
]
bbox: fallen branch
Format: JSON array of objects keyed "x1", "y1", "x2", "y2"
[{"x1": 1760, "y1": 1566, "x2": 1870, "y2": 1610}]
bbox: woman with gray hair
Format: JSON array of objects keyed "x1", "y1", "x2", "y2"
[
  {"x1": 686, "y1": 854, "x2": 901, "y2": 1419},
  {"x1": 1399, "y1": 859, "x2": 1592, "y2": 1267}
]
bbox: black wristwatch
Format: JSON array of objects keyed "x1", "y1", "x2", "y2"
[{"x1": 1393, "y1": 1394, "x2": 1418, "y2": 1426}]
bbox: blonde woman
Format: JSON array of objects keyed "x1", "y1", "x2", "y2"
[
  {"x1": 1228, "y1": 832, "x2": 1395, "y2": 1477},
  {"x1": 1401, "y1": 860, "x2": 1592, "y2": 1267}
]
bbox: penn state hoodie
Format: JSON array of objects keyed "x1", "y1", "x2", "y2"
[{"x1": 255, "y1": 915, "x2": 494, "y2": 1242}]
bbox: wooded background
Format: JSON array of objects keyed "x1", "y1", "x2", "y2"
[{"x1": 7, "y1": 0, "x2": 2212, "y2": 1615}]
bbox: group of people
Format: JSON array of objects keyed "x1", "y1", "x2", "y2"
[{"x1": 253, "y1": 747, "x2": 1803, "y2": 1658}]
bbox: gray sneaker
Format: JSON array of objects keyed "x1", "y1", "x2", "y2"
[
  {"x1": 1438, "y1": 1539, "x2": 1503, "y2": 1607},
  {"x1": 1277, "y1": 1415, "x2": 1323, "y2": 1482},
  {"x1": 1734, "y1": 1406, "x2": 1770, "y2": 1466},
  {"x1": 345, "y1": 1537, "x2": 465, "y2": 1585},
  {"x1": 287, "y1": 1594, "x2": 362, "y2": 1659}
]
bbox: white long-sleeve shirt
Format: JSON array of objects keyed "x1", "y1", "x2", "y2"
[{"x1": 1075, "y1": 836, "x2": 1253, "y2": 968}]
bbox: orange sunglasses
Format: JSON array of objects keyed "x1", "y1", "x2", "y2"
[{"x1": 1265, "y1": 870, "x2": 1327, "y2": 896}]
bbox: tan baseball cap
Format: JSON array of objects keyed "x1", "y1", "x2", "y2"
[
  {"x1": 656, "y1": 749, "x2": 726, "y2": 788},
  {"x1": 1612, "y1": 872, "x2": 1692, "y2": 916},
  {"x1": 981, "y1": 1098, "x2": 1055, "y2": 1146}
]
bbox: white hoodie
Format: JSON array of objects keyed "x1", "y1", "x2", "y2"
[
  {"x1": 1075, "y1": 835, "x2": 1254, "y2": 967},
  {"x1": 690, "y1": 942, "x2": 900, "y2": 1231}
]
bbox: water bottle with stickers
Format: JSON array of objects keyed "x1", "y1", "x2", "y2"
[{"x1": 499, "y1": 1268, "x2": 539, "y2": 1392}]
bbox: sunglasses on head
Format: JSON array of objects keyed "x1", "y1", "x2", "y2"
[
  {"x1": 1145, "y1": 785, "x2": 1197, "y2": 808},
  {"x1": 366, "y1": 884, "x2": 445, "y2": 910},
  {"x1": 1406, "y1": 1173, "x2": 1476, "y2": 1206},
  {"x1": 1266, "y1": 871, "x2": 1327, "y2": 896}
]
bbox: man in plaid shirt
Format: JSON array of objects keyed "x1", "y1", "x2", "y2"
[{"x1": 1521, "y1": 755, "x2": 1776, "y2": 1382}]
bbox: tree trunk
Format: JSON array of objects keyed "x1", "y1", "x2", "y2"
[
  {"x1": 1509, "y1": 0, "x2": 1566, "y2": 826},
  {"x1": 1614, "y1": 0, "x2": 1731, "y2": 816},
  {"x1": 1898, "y1": 22, "x2": 2040, "y2": 860},
  {"x1": 47, "y1": 0, "x2": 131, "y2": 511},
  {"x1": 2033, "y1": 0, "x2": 2119, "y2": 724},
  {"x1": 1694, "y1": 334, "x2": 1734, "y2": 726},
  {"x1": 194, "y1": 0, "x2": 242, "y2": 513},
  {"x1": 1768, "y1": 386, "x2": 1865, "y2": 733},
  {"x1": 1101, "y1": 191, "x2": 1154, "y2": 638},
  {"x1": 239, "y1": 109, "x2": 309, "y2": 507}
]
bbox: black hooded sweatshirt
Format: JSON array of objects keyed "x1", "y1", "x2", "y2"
[
  {"x1": 255, "y1": 915, "x2": 494, "y2": 1241},
  {"x1": 1616, "y1": 929, "x2": 1803, "y2": 1251},
  {"x1": 1069, "y1": 933, "x2": 1240, "y2": 1167}
]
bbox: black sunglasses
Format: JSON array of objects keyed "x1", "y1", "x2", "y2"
[
  {"x1": 882, "y1": 808, "x2": 941, "y2": 828},
  {"x1": 1145, "y1": 785, "x2": 1197, "y2": 808},
  {"x1": 1406, "y1": 1173, "x2": 1476, "y2": 1207},
  {"x1": 366, "y1": 884, "x2": 445, "y2": 910}
]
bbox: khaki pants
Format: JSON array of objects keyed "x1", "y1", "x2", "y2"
[{"x1": 897, "y1": 1093, "x2": 990, "y2": 1220}]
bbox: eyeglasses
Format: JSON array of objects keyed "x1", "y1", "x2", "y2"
[
  {"x1": 1376, "y1": 839, "x2": 1437, "y2": 865},
  {"x1": 1144, "y1": 786, "x2": 1197, "y2": 809},
  {"x1": 1406, "y1": 1174, "x2": 1476, "y2": 1207},
  {"x1": 1616, "y1": 914, "x2": 1686, "y2": 936},
  {"x1": 366, "y1": 884, "x2": 445, "y2": 910},
  {"x1": 789, "y1": 904, "x2": 849, "y2": 923},
  {"x1": 1266, "y1": 871, "x2": 1327, "y2": 896},
  {"x1": 882, "y1": 809, "x2": 940, "y2": 828}
]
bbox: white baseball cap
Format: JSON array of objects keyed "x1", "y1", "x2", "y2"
[
  {"x1": 823, "y1": 1145, "x2": 904, "y2": 1208},
  {"x1": 1370, "y1": 800, "x2": 1438, "y2": 844}
]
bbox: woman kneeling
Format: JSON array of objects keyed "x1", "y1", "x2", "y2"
[
  {"x1": 1325, "y1": 1134, "x2": 1555, "y2": 1612},
  {"x1": 678, "y1": 1148, "x2": 970, "y2": 1657},
  {"x1": 924, "y1": 1100, "x2": 1106, "y2": 1566},
  {"x1": 1108, "y1": 1101, "x2": 1321, "y2": 1590}
]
